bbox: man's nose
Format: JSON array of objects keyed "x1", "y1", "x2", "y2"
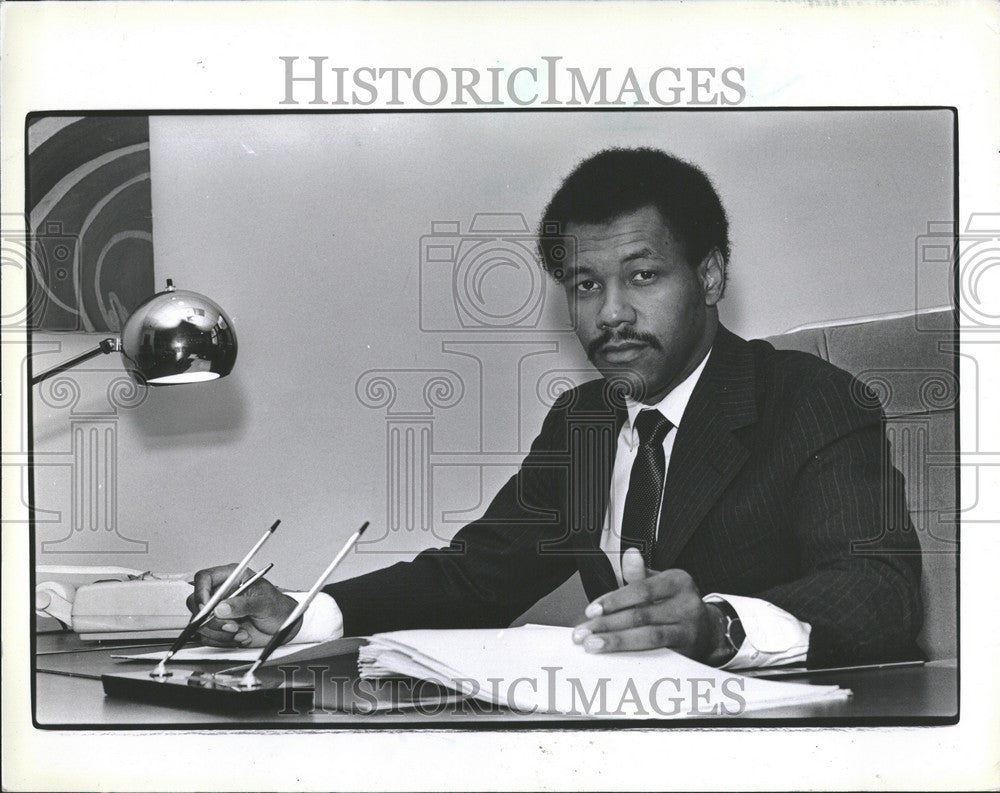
[{"x1": 597, "y1": 286, "x2": 636, "y2": 329}]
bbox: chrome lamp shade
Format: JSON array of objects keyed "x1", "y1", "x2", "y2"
[
  {"x1": 30, "y1": 280, "x2": 237, "y2": 388},
  {"x1": 120, "y1": 284, "x2": 237, "y2": 385}
]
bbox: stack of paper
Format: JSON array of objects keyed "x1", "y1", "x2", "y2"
[{"x1": 359, "y1": 624, "x2": 850, "y2": 718}]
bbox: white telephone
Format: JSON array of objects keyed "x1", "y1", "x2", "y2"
[{"x1": 36, "y1": 565, "x2": 194, "y2": 641}]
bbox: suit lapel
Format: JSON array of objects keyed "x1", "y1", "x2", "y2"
[{"x1": 652, "y1": 326, "x2": 757, "y2": 570}]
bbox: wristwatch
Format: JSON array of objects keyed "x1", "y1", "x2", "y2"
[{"x1": 709, "y1": 599, "x2": 746, "y2": 665}]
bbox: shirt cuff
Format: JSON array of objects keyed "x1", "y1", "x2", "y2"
[
  {"x1": 703, "y1": 593, "x2": 811, "y2": 670},
  {"x1": 285, "y1": 592, "x2": 345, "y2": 643}
]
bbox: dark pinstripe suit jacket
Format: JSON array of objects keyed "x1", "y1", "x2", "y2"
[{"x1": 327, "y1": 325, "x2": 924, "y2": 665}]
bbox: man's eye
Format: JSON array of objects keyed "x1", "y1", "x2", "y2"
[
  {"x1": 632, "y1": 270, "x2": 657, "y2": 283},
  {"x1": 576, "y1": 280, "x2": 600, "y2": 293}
]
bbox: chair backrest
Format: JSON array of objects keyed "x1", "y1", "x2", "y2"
[{"x1": 766, "y1": 309, "x2": 957, "y2": 660}]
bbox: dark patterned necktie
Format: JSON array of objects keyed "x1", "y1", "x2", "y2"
[{"x1": 620, "y1": 409, "x2": 674, "y2": 568}]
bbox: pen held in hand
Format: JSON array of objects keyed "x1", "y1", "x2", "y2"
[
  {"x1": 227, "y1": 562, "x2": 274, "y2": 601},
  {"x1": 152, "y1": 519, "x2": 280, "y2": 675},
  {"x1": 189, "y1": 562, "x2": 275, "y2": 635}
]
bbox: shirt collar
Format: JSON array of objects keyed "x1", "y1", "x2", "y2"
[{"x1": 624, "y1": 348, "x2": 713, "y2": 432}]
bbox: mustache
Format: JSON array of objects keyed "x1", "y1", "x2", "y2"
[{"x1": 587, "y1": 328, "x2": 664, "y2": 361}]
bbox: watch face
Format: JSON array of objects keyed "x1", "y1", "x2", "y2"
[
  {"x1": 714, "y1": 600, "x2": 745, "y2": 651},
  {"x1": 727, "y1": 614, "x2": 746, "y2": 650}
]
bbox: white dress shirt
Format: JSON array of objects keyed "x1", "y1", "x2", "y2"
[{"x1": 293, "y1": 349, "x2": 811, "y2": 669}]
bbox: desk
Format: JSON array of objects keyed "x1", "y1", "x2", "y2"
[{"x1": 34, "y1": 632, "x2": 958, "y2": 727}]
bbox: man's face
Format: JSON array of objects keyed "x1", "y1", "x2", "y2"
[{"x1": 561, "y1": 205, "x2": 724, "y2": 404}]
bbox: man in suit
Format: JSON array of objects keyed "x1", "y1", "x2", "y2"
[{"x1": 190, "y1": 148, "x2": 923, "y2": 668}]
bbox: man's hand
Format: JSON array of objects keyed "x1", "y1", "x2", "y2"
[
  {"x1": 186, "y1": 564, "x2": 301, "y2": 648},
  {"x1": 572, "y1": 548, "x2": 730, "y2": 664}
]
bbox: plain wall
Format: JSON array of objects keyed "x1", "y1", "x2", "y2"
[{"x1": 31, "y1": 110, "x2": 952, "y2": 598}]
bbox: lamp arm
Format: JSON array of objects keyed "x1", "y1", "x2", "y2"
[{"x1": 31, "y1": 337, "x2": 121, "y2": 387}]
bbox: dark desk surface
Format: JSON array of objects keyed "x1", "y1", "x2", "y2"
[{"x1": 34, "y1": 632, "x2": 958, "y2": 727}]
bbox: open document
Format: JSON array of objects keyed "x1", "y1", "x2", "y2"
[{"x1": 358, "y1": 624, "x2": 851, "y2": 718}]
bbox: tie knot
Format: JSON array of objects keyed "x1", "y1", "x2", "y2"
[{"x1": 633, "y1": 409, "x2": 673, "y2": 447}]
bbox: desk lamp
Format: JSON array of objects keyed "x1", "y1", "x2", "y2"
[{"x1": 31, "y1": 279, "x2": 237, "y2": 387}]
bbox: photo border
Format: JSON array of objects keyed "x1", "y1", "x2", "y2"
[{"x1": 23, "y1": 105, "x2": 961, "y2": 732}]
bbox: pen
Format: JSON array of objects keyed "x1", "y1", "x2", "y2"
[
  {"x1": 151, "y1": 519, "x2": 280, "y2": 676},
  {"x1": 227, "y1": 562, "x2": 274, "y2": 600},
  {"x1": 239, "y1": 521, "x2": 368, "y2": 686},
  {"x1": 171, "y1": 564, "x2": 273, "y2": 652}
]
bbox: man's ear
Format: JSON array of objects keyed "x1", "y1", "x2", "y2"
[{"x1": 698, "y1": 249, "x2": 726, "y2": 305}]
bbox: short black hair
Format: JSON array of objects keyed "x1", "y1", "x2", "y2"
[{"x1": 537, "y1": 147, "x2": 730, "y2": 279}]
